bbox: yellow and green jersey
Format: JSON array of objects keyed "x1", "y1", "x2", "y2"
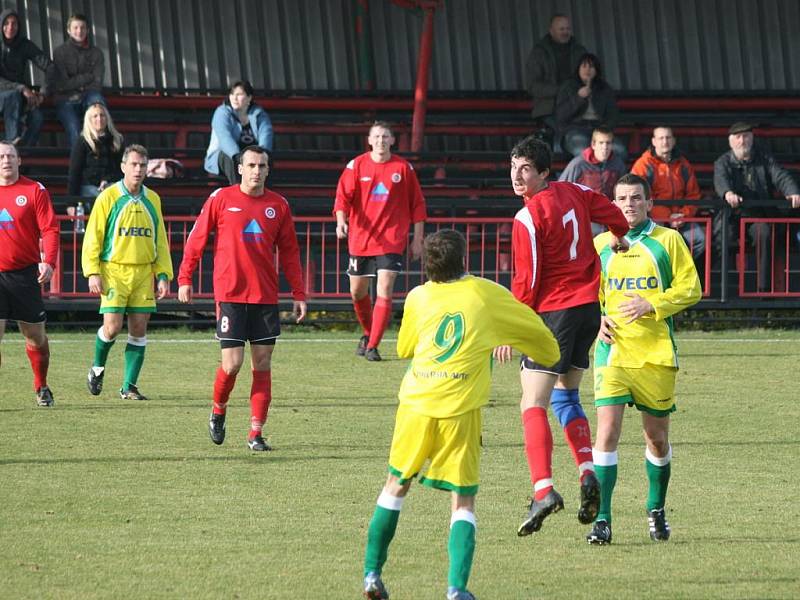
[
  {"x1": 397, "y1": 274, "x2": 559, "y2": 419},
  {"x1": 593, "y1": 219, "x2": 701, "y2": 369},
  {"x1": 82, "y1": 181, "x2": 173, "y2": 279}
]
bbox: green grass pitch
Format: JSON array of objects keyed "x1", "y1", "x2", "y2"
[{"x1": 1, "y1": 328, "x2": 799, "y2": 599}]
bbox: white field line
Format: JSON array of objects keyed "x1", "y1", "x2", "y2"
[{"x1": 1, "y1": 337, "x2": 798, "y2": 344}]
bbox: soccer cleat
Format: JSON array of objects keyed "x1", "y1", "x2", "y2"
[
  {"x1": 119, "y1": 384, "x2": 148, "y2": 401},
  {"x1": 87, "y1": 366, "x2": 105, "y2": 395},
  {"x1": 586, "y1": 519, "x2": 612, "y2": 545},
  {"x1": 365, "y1": 347, "x2": 382, "y2": 362},
  {"x1": 247, "y1": 434, "x2": 273, "y2": 452},
  {"x1": 208, "y1": 412, "x2": 226, "y2": 445},
  {"x1": 447, "y1": 587, "x2": 476, "y2": 600},
  {"x1": 578, "y1": 471, "x2": 601, "y2": 524},
  {"x1": 35, "y1": 386, "x2": 54, "y2": 407},
  {"x1": 363, "y1": 572, "x2": 389, "y2": 599},
  {"x1": 648, "y1": 508, "x2": 671, "y2": 541},
  {"x1": 517, "y1": 488, "x2": 564, "y2": 536},
  {"x1": 356, "y1": 335, "x2": 369, "y2": 356}
]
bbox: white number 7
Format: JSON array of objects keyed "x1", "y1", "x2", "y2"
[{"x1": 562, "y1": 208, "x2": 579, "y2": 261}]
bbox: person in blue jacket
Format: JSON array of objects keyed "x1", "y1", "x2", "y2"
[{"x1": 204, "y1": 80, "x2": 273, "y2": 184}]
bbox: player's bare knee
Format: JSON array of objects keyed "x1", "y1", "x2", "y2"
[{"x1": 384, "y1": 474, "x2": 410, "y2": 497}]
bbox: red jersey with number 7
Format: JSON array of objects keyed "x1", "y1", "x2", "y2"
[{"x1": 511, "y1": 181, "x2": 628, "y2": 312}]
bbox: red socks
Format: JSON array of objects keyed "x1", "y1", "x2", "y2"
[
  {"x1": 353, "y1": 295, "x2": 373, "y2": 336},
  {"x1": 25, "y1": 340, "x2": 49, "y2": 390},
  {"x1": 564, "y1": 417, "x2": 595, "y2": 481},
  {"x1": 368, "y1": 297, "x2": 392, "y2": 349},
  {"x1": 212, "y1": 367, "x2": 237, "y2": 415},
  {"x1": 522, "y1": 407, "x2": 554, "y2": 500},
  {"x1": 249, "y1": 370, "x2": 272, "y2": 438}
]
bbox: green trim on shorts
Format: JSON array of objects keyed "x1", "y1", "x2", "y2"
[
  {"x1": 99, "y1": 306, "x2": 156, "y2": 314},
  {"x1": 388, "y1": 465, "x2": 417, "y2": 485},
  {"x1": 420, "y1": 476, "x2": 478, "y2": 496},
  {"x1": 595, "y1": 394, "x2": 634, "y2": 407},
  {"x1": 632, "y1": 403, "x2": 676, "y2": 417}
]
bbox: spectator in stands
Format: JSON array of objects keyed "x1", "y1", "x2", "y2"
[
  {"x1": 52, "y1": 14, "x2": 106, "y2": 149},
  {"x1": 0, "y1": 9, "x2": 57, "y2": 147},
  {"x1": 714, "y1": 122, "x2": 800, "y2": 292},
  {"x1": 632, "y1": 126, "x2": 705, "y2": 259},
  {"x1": 204, "y1": 80, "x2": 273, "y2": 185},
  {"x1": 555, "y1": 53, "x2": 623, "y2": 159},
  {"x1": 68, "y1": 103, "x2": 124, "y2": 200},
  {"x1": 525, "y1": 14, "x2": 586, "y2": 132}
]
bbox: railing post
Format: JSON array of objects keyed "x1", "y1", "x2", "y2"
[
  {"x1": 410, "y1": 6, "x2": 436, "y2": 153},
  {"x1": 720, "y1": 206, "x2": 729, "y2": 303}
]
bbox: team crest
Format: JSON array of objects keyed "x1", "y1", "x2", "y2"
[
  {"x1": 391, "y1": 173, "x2": 402, "y2": 183},
  {"x1": 265, "y1": 207, "x2": 276, "y2": 219},
  {"x1": 15, "y1": 195, "x2": 27, "y2": 206}
]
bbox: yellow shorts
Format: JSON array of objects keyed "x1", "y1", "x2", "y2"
[
  {"x1": 594, "y1": 364, "x2": 677, "y2": 417},
  {"x1": 99, "y1": 262, "x2": 156, "y2": 314},
  {"x1": 387, "y1": 404, "x2": 482, "y2": 496}
]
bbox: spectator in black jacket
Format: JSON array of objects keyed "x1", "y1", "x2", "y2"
[
  {"x1": 52, "y1": 14, "x2": 106, "y2": 148},
  {"x1": 555, "y1": 53, "x2": 624, "y2": 158},
  {"x1": 0, "y1": 9, "x2": 56, "y2": 147},
  {"x1": 68, "y1": 103, "x2": 123, "y2": 200}
]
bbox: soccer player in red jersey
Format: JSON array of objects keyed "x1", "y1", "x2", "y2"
[
  {"x1": 334, "y1": 121, "x2": 426, "y2": 362},
  {"x1": 0, "y1": 141, "x2": 58, "y2": 406},
  {"x1": 178, "y1": 146, "x2": 307, "y2": 451},
  {"x1": 496, "y1": 135, "x2": 630, "y2": 536}
]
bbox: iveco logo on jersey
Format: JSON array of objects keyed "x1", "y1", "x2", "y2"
[
  {"x1": 118, "y1": 226, "x2": 153, "y2": 237},
  {"x1": 607, "y1": 277, "x2": 659, "y2": 290}
]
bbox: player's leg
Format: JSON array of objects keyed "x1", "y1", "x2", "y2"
[
  {"x1": 210, "y1": 303, "x2": 248, "y2": 445},
  {"x1": 90, "y1": 263, "x2": 128, "y2": 395},
  {"x1": 19, "y1": 320, "x2": 53, "y2": 406},
  {"x1": 0, "y1": 319, "x2": 6, "y2": 367},
  {"x1": 348, "y1": 256, "x2": 373, "y2": 355},
  {"x1": 366, "y1": 258, "x2": 401, "y2": 358},
  {"x1": 247, "y1": 342, "x2": 275, "y2": 450},
  {"x1": 642, "y1": 412, "x2": 672, "y2": 541},
  {"x1": 448, "y1": 493, "x2": 477, "y2": 600},
  {"x1": 119, "y1": 312, "x2": 150, "y2": 399}
]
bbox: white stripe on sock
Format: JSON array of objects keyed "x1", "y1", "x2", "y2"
[
  {"x1": 592, "y1": 449, "x2": 618, "y2": 466},
  {"x1": 578, "y1": 461, "x2": 595, "y2": 474},
  {"x1": 646, "y1": 445, "x2": 672, "y2": 466},
  {"x1": 127, "y1": 335, "x2": 147, "y2": 347},
  {"x1": 450, "y1": 508, "x2": 476, "y2": 529},
  {"x1": 377, "y1": 490, "x2": 405, "y2": 511},
  {"x1": 533, "y1": 478, "x2": 553, "y2": 492},
  {"x1": 97, "y1": 327, "x2": 112, "y2": 343}
]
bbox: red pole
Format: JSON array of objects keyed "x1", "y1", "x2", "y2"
[{"x1": 410, "y1": 7, "x2": 435, "y2": 152}]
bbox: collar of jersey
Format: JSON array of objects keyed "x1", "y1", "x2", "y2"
[
  {"x1": 624, "y1": 218, "x2": 655, "y2": 244},
  {"x1": 119, "y1": 180, "x2": 144, "y2": 202}
]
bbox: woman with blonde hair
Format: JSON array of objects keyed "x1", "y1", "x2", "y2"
[{"x1": 67, "y1": 102, "x2": 124, "y2": 199}]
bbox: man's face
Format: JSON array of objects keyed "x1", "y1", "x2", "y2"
[
  {"x1": 121, "y1": 152, "x2": 147, "y2": 187},
  {"x1": 652, "y1": 128, "x2": 676, "y2": 159},
  {"x1": 549, "y1": 16, "x2": 572, "y2": 44},
  {"x1": 591, "y1": 132, "x2": 614, "y2": 161},
  {"x1": 3, "y1": 15, "x2": 18, "y2": 41},
  {"x1": 0, "y1": 144, "x2": 20, "y2": 180},
  {"x1": 368, "y1": 126, "x2": 394, "y2": 155},
  {"x1": 510, "y1": 156, "x2": 548, "y2": 197},
  {"x1": 729, "y1": 131, "x2": 754, "y2": 158},
  {"x1": 238, "y1": 150, "x2": 269, "y2": 187},
  {"x1": 68, "y1": 18, "x2": 88, "y2": 44},
  {"x1": 614, "y1": 183, "x2": 652, "y2": 228}
]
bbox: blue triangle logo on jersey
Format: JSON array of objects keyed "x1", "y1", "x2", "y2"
[
  {"x1": 243, "y1": 219, "x2": 263, "y2": 234},
  {"x1": 370, "y1": 182, "x2": 390, "y2": 202},
  {"x1": 0, "y1": 208, "x2": 13, "y2": 222}
]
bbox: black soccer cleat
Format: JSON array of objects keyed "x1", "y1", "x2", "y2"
[
  {"x1": 578, "y1": 471, "x2": 601, "y2": 524},
  {"x1": 356, "y1": 335, "x2": 369, "y2": 356},
  {"x1": 247, "y1": 434, "x2": 273, "y2": 452},
  {"x1": 119, "y1": 384, "x2": 148, "y2": 401},
  {"x1": 648, "y1": 508, "x2": 671, "y2": 541},
  {"x1": 517, "y1": 488, "x2": 564, "y2": 536},
  {"x1": 208, "y1": 412, "x2": 226, "y2": 445},
  {"x1": 365, "y1": 347, "x2": 382, "y2": 362},
  {"x1": 363, "y1": 572, "x2": 389, "y2": 599},
  {"x1": 36, "y1": 386, "x2": 54, "y2": 407},
  {"x1": 87, "y1": 366, "x2": 104, "y2": 396},
  {"x1": 586, "y1": 519, "x2": 612, "y2": 545}
]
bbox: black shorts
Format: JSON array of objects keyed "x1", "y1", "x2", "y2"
[
  {"x1": 216, "y1": 302, "x2": 280, "y2": 349},
  {"x1": 521, "y1": 302, "x2": 600, "y2": 374},
  {"x1": 0, "y1": 264, "x2": 46, "y2": 323},
  {"x1": 347, "y1": 254, "x2": 403, "y2": 277}
]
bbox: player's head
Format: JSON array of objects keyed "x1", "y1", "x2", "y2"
[
  {"x1": 591, "y1": 126, "x2": 614, "y2": 161},
  {"x1": 0, "y1": 140, "x2": 20, "y2": 183},
  {"x1": 510, "y1": 135, "x2": 551, "y2": 197},
  {"x1": 368, "y1": 121, "x2": 395, "y2": 157},
  {"x1": 613, "y1": 173, "x2": 653, "y2": 228},
  {"x1": 424, "y1": 229, "x2": 466, "y2": 283},
  {"x1": 121, "y1": 144, "x2": 148, "y2": 190},
  {"x1": 238, "y1": 145, "x2": 270, "y2": 191}
]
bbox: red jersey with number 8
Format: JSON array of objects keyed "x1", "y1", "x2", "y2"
[{"x1": 511, "y1": 181, "x2": 628, "y2": 312}]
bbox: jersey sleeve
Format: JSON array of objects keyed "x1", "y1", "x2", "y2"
[
  {"x1": 511, "y1": 208, "x2": 541, "y2": 308},
  {"x1": 81, "y1": 192, "x2": 110, "y2": 277},
  {"x1": 586, "y1": 188, "x2": 629, "y2": 237},
  {"x1": 407, "y1": 164, "x2": 427, "y2": 223},
  {"x1": 152, "y1": 195, "x2": 174, "y2": 280},
  {"x1": 177, "y1": 192, "x2": 218, "y2": 286},
  {"x1": 35, "y1": 184, "x2": 59, "y2": 267},
  {"x1": 396, "y1": 287, "x2": 420, "y2": 359},
  {"x1": 650, "y1": 232, "x2": 702, "y2": 320},
  {"x1": 333, "y1": 159, "x2": 356, "y2": 215},
  {"x1": 276, "y1": 204, "x2": 306, "y2": 301}
]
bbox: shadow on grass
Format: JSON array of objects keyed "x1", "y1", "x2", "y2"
[{"x1": 0, "y1": 452, "x2": 387, "y2": 467}]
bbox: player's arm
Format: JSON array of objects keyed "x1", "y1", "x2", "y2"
[
  {"x1": 151, "y1": 198, "x2": 174, "y2": 300},
  {"x1": 510, "y1": 213, "x2": 540, "y2": 308},
  {"x1": 648, "y1": 234, "x2": 702, "y2": 320},
  {"x1": 396, "y1": 289, "x2": 419, "y2": 359},
  {"x1": 177, "y1": 195, "x2": 217, "y2": 302},
  {"x1": 81, "y1": 194, "x2": 108, "y2": 279},
  {"x1": 587, "y1": 188, "x2": 629, "y2": 238},
  {"x1": 408, "y1": 163, "x2": 427, "y2": 261},
  {"x1": 275, "y1": 206, "x2": 308, "y2": 318},
  {"x1": 333, "y1": 161, "x2": 356, "y2": 238},
  {"x1": 34, "y1": 186, "x2": 59, "y2": 283}
]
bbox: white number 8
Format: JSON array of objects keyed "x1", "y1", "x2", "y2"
[{"x1": 220, "y1": 316, "x2": 230, "y2": 333}]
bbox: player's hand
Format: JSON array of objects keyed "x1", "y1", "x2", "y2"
[
  {"x1": 787, "y1": 194, "x2": 800, "y2": 209},
  {"x1": 609, "y1": 235, "x2": 629, "y2": 253},
  {"x1": 88, "y1": 274, "x2": 104, "y2": 295},
  {"x1": 293, "y1": 300, "x2": 307, "y2": 323},
  {"x1": 619, "y1": 292, "x2": 654, "y2": 323},
  {"x1": 410, "y1": 236, "x2": 424, "y2": 261},
  {"x1": 598, "y1": 316, "x2": 616, "y2": 344},
  {"x1": 336, "y1": 222, "x2": 348, "y2": 239},
  {"x1": 725, "y1": 191, "x2": 743, "y2": 208},
  {"x1": 493, "y1": 345, "x2": 512, "y2": 363},
  {"x1": 669, "y1": 213, "x2": 685, "y2": 229},
  {"x1": 156, "y1": 278, "x2": 170, "y2": 300},
  {"x1": 37, "y1": 262, "x2": 53, "y2": 284},
  {"x1": 177, "y1": 284, "x2": 192, "y2": 303}
]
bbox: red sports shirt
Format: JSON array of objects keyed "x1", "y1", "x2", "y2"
[
  {"x1": 512, "y1": 181, "x2": 629, "y2": 312},
  {"x1": 333, "y1": 153, "x2": 427, "y2": 255},
  {"x1": 0, "y1": 176, "x2": 59, "y2": 271},
  {"x1": 178, "y1": 185, "x2": 306, "y2": 304}
]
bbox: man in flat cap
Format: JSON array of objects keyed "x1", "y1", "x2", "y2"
[{"x1": 713, "y1": 122, "x2": 800, "y2": 292}]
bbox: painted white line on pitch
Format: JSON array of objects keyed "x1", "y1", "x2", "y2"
[{"x1": 2, "y1": 337, "x2": 798, "y2": 344}]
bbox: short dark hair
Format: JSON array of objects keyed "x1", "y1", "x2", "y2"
[
  {"x1": 575, "y1": 52, "x2": 603, "y2": 82},
  {"x1": 229, "y1": 80, "x2": 255, "y2": 97},
  {"x1": 369, "y1": 120, "x2": 394, "y2": 137},
  {"x1": 592, "y1": 125, "x2": 614, "y2": 139},
  {"x1": 510, "y1": 135, "x2": 552, "y2": 173},
  {"x1": 238, "y1": 145, "x2": 269, "y2": 163},
  {"x1": 424, "y1": 229, "x2": 466, "y2": 283},
  {"x1": 614, "y1": 173, "x2": 651, "y2": 200},
  {"x1": 67, "y1": 14, "x2": 88, "y2": 28},
  {"x1": 550, "y1": 13, "x2": 569, "y2": 25}
]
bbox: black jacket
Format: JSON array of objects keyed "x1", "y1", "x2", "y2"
[
  {"x1": 524, "y1": 34, "x2": 587, "y2": 119},
  {"x1": 0, "y1": 9, "x2": 56, "y2": 93},
  {"x1": 68, "y1": 134, "x2": 124, "y2": 196},
  {"x1": 555, "y1": 77, "x2": 619, "y2": 132}
]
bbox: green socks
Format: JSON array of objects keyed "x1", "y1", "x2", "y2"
[
  {"x1": 123, "y1": 335, "x2": 147, "y2": 389},
  {"x1": 93, "y1": 327, "x2": 115, "y2": 368},
  {"x1": 364, "y1": 492, "x2": 403, "y2": 576},
  {"x1": 645, "y1": 446, "x2": 672, "y2": 511},
  {"x1": 448, "y1": 510, "x2": 476, "y2": 591},
  {"x1": 593, "y1": 450, "x2": 618, "y2": 523}
]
